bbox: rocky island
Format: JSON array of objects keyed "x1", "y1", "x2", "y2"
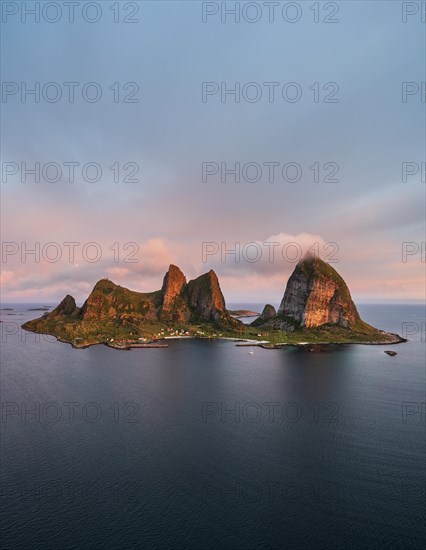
[
  {"x1": 22, "y1": 257, "x2": 405, "y2": 348},
  {"x1": 228, "y1": 309, "x2": 261, "y2": 318}
]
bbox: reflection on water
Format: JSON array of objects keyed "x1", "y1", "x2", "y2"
[{"x1": 0, "y1": 304, "x2": 425, "y2": 548}]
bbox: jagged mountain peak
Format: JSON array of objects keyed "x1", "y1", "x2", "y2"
[{"x1": 51, "y1": 294, "x2": 77, "y2": 316}]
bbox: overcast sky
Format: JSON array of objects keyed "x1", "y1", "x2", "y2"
[{"x1": 1, "y1": 1, "x2": 425, "y2": 304}]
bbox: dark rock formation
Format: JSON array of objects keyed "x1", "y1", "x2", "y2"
[
  {"x1": 186, "y1": 270, "x2": 240, "y2": 329},
  {"x1": 251, "y1": 304, "x2": 276, "y2": 327},
  {"x1": 50, "y1": 294, "x2": 78, "y2": 316}
]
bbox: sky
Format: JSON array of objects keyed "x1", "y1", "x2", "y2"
[{"x1": 1, "y1": 0, "x2": 425, "y2": 305}]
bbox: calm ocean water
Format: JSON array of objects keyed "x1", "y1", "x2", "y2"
[{"x1": 1, "y1": 303, "x2": 425, "y2": 549}]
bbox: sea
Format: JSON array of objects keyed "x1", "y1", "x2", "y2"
[{"x1": 0, "y1": 303, "x2": 425, "y2": 549}]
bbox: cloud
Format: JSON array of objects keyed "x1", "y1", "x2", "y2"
[
  {"x1": 0, "y1": 270, "x2": 14, "y2": 286},
  {"x1": 2, "y1": 227, "x2": 424, "y2": 304},
  {"x1": 201, "y1": 232, "x2": 328, "y2": 276}
]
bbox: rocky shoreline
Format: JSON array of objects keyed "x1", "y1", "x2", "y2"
[
  {"x1": 20, "y1": 324, "x2": 407, "y2": 351},
  {"x1": 228, "y1": 310, "x2": 261, "y2": 318},
  {"x1": 258, "y1": 333, "x2": 407, "y2": 349}
]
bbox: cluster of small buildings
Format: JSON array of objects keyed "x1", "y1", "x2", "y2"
[{"x1": 156, "y1": 327, "x2": 191, "y2": 337}]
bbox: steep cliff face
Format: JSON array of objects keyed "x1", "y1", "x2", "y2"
[
  {"x1": 276, "y1": 256, "x2": 361, "y2": 329},
  {"x1": 159, "y1": 265, "x2": 191, "y2": 322},
  {"x1": 252, "y1": 256, "x2": 362, "y2": 331},
  {"x1": 186, "y1": 270, "x2": 241, "y2": 329}
]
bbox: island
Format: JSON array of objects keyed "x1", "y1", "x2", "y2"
[
  {"x1": 228, "y1": 309, "x2": 261, "y2": 318},
  {"x1": 22, "y1": 256, "x2": 406, "y2": 349}
]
